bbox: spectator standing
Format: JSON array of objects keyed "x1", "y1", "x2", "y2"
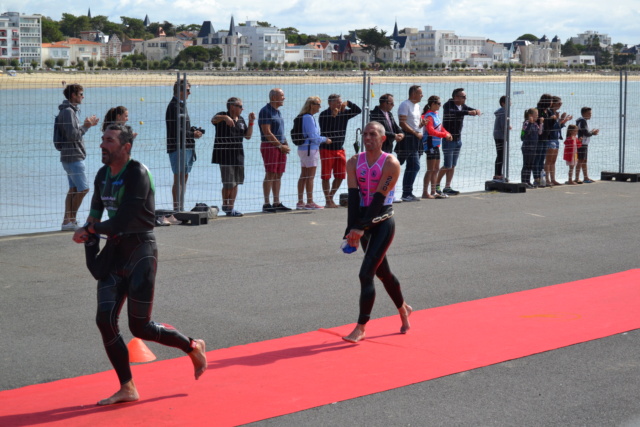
[
  {"x1": 575, "y1": 107, "x2": 600, "y2": 184},
  {"x1": 421, "y1": 96, "x2": 452, "y2": 199},
  {"x1": 294, "y1": 97, "x2": 331, "y2": 210},
  {"x1": 165, "y1": 80, "x2": 203, "y2": 210},
  {"x1": 369, "y1": 93, "x2": 405, "y2": 154},
  {"x1": 319, "y1": 94, "x2": 362, "y2": 208},
  {"x1": 211, "y1": 97, "x2": 255, "y2": 217},
  {"x1": 258, "y1": 88, "x2": 292, "y2": 212},
  {"x1": 396, "y1": 85, "x2": 424, "y2": 201},
  {"x1": 521, "y1": 108, "x2": 544, "y2": 189},
  {"x1": 54, "y1": 83, "x2": 100, "y2": 231},
  {"x1": 492, "y1": 96, "x2": 510, "y2": 182},
  {"x1": 563, "y1": 124, "x2": 581, "y2": 185},
  {"x1": 544, "y1": 96, "x2": 572, "y2": 186},
  {"x1": 437, "y1": 88, "x2": 481, "y2": 195}
]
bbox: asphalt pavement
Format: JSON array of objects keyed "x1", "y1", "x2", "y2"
[{"x1": 1, "y1": 180, "x2": 639, "y2": 426}]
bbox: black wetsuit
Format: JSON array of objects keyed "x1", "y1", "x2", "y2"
[
  {"x1": 88, "y1": 159, "x2": 193, "y2": 385},
  {"x1": 345, "y1": 159, "x2": 405, "y2": 325}
]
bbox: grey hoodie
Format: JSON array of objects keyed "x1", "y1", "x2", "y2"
[
  {"x1": 493, "y1": 107, "x2": 507, "y2": 140},
  {"x1": 55, "y1": 100, "x2": 89, "y2": 162}
]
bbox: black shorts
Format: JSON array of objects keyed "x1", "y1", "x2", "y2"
[
  {"x1": 425, "y1": 146, "x2": 441, "y2": 161},
  {"x1": 577, "y1": 146, "x2": 588, "y2": 161}
]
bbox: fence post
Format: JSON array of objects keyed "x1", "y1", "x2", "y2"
[
  {"x1": 619, "y1": 69, "x2": 628, "y2": 173},
  {"x1": 503, "y1": 68, "x2": 512, "y2": 180},
  {"x1": 176, "y1": 72, "x2": 188, "y2": 212}
]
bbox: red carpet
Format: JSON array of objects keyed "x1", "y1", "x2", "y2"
[{"x1": 2, "y1": 270, "x2": 640, "y2": 426}]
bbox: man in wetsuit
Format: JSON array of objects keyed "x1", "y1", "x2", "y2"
[
  {"x1": 342, "y1": 121, "x2": 412, "y2": 343},
  {"x1": 72, "y1": 124, "x2": 207, "y2": 406}
]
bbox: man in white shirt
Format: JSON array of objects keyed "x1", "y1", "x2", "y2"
[{"x1": 396, "y1": 85, "x2": 424, "y2": 201}]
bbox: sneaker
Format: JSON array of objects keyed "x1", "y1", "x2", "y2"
[
  {"x1": 393, "y1": 198, "x2": 403, "y2": 204},
  {"x1": 272, "y1": 202, "x2": 292, "y2": 212},
  {"x1": 434, "y1": 192, "x2": 449, "y2": 199},
  {"x1": 525, "y1": 183, "x2": 534, "y2": 189},
  {"x1": 262, "y1": 203, "x2": 276, "y2": 213},
  {"x1": 305, "y1": 202, "x2": 324, "y2": 210},
  {"x1": 165, "y1": 215, "x2": 182, "y2": 225},
  {"x1": 435, "y1": 185, "x2": 443, "y2": 195},
  {"x1": 401, "y1": 194, "x2": 419, "y2": 202},
  {"x1": 61, "y1": 222, "x2": 79, "y2": 231},
  {"x1": 296, "y1": 202, "x2": 306, "y2": 210},
  {"x1": 443, "y1": 187, "x2": 459, "y2": 195},
  {"x1": 226, "y1": 209, "x2": 243, "y2": 217}
]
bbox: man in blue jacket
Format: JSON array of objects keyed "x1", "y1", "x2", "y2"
[{"x1": 436, "y1": 88, "x2": 481, "y2": 195}]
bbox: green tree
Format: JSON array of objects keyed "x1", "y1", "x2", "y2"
[
  {"x1": 358, "y1": 27, "x2": 391, "y2": 62},
  {"x1": 207, "y1": 46, "x2": 222, "y2": 62},
  {"x1": 106, "y1": 57, "x2": 117, "y2": 68},
  {"x1": 97, "y1": 59, "x2": 105, "y2": 68},
  {"x1": 257, "y1": 21, "x2": 272, "y2": 28},
  {"x1": 44, "y1": 58, "x2": 55, "y2": 68},
  {"x1": 0, "y1": 59, "x2": 7, "y2": 67},
  {"x1": 120, "y1": 17, "x2": 148, "y2": 39},
  {"x1": 516, "y1": 34, "x2": 539, "y2": 42},
  {"x1": 87, "y1": 59, "x2": 95, "y2": 69},
  {"x1": 30, "y1": 60, "x2": 39, "y2": 69},
  {"x1": 59, "y1": 14, "x2": 92, "y2": 38},
  {"x1": 56, "y1": 59, "x2": 65, "y2": 67},
  {"x1": 562, "y1": 40, "x2": 583, "y2": 57},
  {"x1": 41, "y1": 17, "x2": 64, "y2": 43},
  {"x1": 175, "y1": 46, "x2": 211, "y2": 64}
]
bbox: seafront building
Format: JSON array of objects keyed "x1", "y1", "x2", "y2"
[
  {"x1": 234, "y1": 21, "x2": 286, "y2": 64},
  {"x1": 0, "y1": 11, "x2": 42, "y2": 67},
  {"x1": 405, "y1": 26, "x2": 485, "y2": 66},
  {"x1": 570, "y1": 31, "x2": 612, "y2": 49},
  {"x1": 196, "y1": 17, "x2": 251, "y2": 68}
]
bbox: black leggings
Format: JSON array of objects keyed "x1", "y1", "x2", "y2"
[
  {"x1": 521, "y1": 145, "x2": 536, "y2": 184},
  {"x1": 96, "y1": 233, "x2": 192, "y2": 385},
  {"x1": 357, "y1": 217, "x2": 405, "y2": 325},
  {"x1": 494, "y1": 138, "x2": 504, "y2": 177}
]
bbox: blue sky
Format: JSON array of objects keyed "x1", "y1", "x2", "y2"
[{"x1": 2, "y1": 0, "x2": 639, "y2": 45}]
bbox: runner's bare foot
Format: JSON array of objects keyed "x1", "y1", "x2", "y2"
[
  {"x1": 342, "y1": 324, "x2": 366, "y2": 343},
  {"x1": 97, "y1": 380, "x2": 139, "y2": 406},
  {"x1": 399, "y1": 303, "x2": 413, "y2": 334},
  {"x1": 188, "y1": 339, "x2": 207, "y2": 380}
]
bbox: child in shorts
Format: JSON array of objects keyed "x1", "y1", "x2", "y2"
[{"x1": 575, "y1": 107, "x2": 600, "y2": 183}]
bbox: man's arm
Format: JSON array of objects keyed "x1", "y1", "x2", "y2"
[
  {"x1": 60, "y1": 108, "x2": 89, "y2": 142},
  {"x1": 244, "y1": 112, "x2": 255, "y2": 140},
  {"x1": 344, "y1": 101, "x2": 362, "y2": 118}
]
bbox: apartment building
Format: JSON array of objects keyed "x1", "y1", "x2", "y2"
[
  {"x1": 406, "y1": 26, "x2": 484, "y2": 65},
  {"x1": 234, "y1": 21, "x2": 286, "y2": 64},
  {"x1": 0, "y1": 12, "x2": 42, "y2": 66}
]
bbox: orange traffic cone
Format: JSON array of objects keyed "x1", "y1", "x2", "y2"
[{"x1": 127, "y1": 338, "x2": 156, "y2": 363}]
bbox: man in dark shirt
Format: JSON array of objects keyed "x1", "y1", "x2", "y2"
[
  {"x1": 165, "y1": 79, "x2": 203, "y2": 210},
  {"x1": 437, "y1": 88, "x2": 481, "y2": 195},
  {"x1": 369, "y1": 93, "x2": 404, "y2": 154},
  {"x1": 211, "y1": 97, "x2": 255, "y2": 217},
  {"x1": 319, "y1": 94, "x2": 362, "y2": 208},
  {"x1": 73, "y1": 124, "x2": 207, "y2": 406}
]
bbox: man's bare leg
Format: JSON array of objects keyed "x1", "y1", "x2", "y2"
[
  {"x1": 399, "y1": 303, "x2": 413, "y2": 334},
  {"x1": 63, "y1": 187, "x2": 75, "y2": 224},
  {"x1": 188, "y1": 339, "x2": 207, "y2": 380},
  {"x1": 342, "y1": 324, "x2": 366, "y2": 343},
  {"x1": 97, "y1": 379, "x2": 139, "y2": 406}
]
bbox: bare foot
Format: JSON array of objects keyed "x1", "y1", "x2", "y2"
[
  {"x1": 325, "y1": 200, "x2": 339, "y2": 208},
  {"x1": 552, "y1": 181, "x2": 562, "y2": 186},
  {"x1": 568, "y1": 181, "x2": 577, "y2": 185},
  {"x1": 188, "y1": 339, "x2": 207, "y2": 380},
  {"x1": 97, "y1": 380, "x2": 139, "y2": 406},
  {"x1": 342, "y1": 324, "x2": 366, "y2": 343},
  {"x1": 399, "y1": 303, "x2": 413, "y2": 334},
  {"x1": 421, "y1": 194, "x2": 435, "y2": 199}
]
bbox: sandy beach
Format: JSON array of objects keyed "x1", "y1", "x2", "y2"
[{"x1": 0, "y1": 70, "x2": 636, "y2": 89}]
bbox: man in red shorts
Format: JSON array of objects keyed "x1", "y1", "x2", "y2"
[
  {"x1": 319, "y1": 94, "x2": 361, "y2": 208},
  {"x1": 258, "y1": 88, "x2": 292, "y2": 212}
]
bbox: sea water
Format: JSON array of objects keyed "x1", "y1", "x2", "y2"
[{"x1": 1, "y1": 76, "x2": 638, "y2": 236}]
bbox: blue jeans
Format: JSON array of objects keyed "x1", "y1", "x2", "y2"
[{"x1": 402, "y1": 151, "x2": 420, "y2": 198}]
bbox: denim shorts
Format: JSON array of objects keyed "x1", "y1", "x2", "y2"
[
  {"x1": 62, "y1": 160, "x2": 89, "y2": 191},
  {"x1": 169, "y1": 149, "x2": 195, "y2": 174},
  {"x1": 442, "y1": 139, "x2": 462, "y2": 168},
  {"x1": 548, "y1": 140, "x2": 560, "y2": 150}
]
